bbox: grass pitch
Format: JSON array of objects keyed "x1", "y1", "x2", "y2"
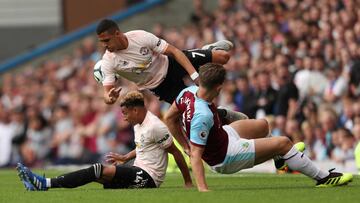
[{"x1": 1, "y1": 169, "x2": 359, "y2": 203}]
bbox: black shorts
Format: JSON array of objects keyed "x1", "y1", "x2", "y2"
[
  {"x1": 151, "y1": 49, "x2": 212, "y2": 103},
  {"x1": 103, "y1": 165, "x2": 156, "y2": 189}
]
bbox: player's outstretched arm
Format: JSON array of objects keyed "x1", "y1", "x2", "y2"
[
  {"x1": 105, "y1": 150, "x2": 136, "y2": 165},
  {"x1": 164, "y1": 102, "x2": 190, "y2": 154},
  {"x1": 163, "y1": 44, "x2": 199, "y2": 85},
  {"x1": 103, "y1": 85, "x2": 122, "y2": 104},
  {"x1": 190, "y1": 144, "x2": 209, "y2": 192},
  {"x1": 166, "y1": 142, "x2": 193, "y2": 188}
]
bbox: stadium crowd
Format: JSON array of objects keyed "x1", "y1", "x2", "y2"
[{"x1": 1, "y1": 0, "x2": 360, "y2": 173}]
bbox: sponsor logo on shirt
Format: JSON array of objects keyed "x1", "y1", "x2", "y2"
[
  {"x1": 180, "y1": 97, "x2": 192, "y2": 122},
  {"x1": 157, "y1": 134, "x2": 170, "y2": 144},
  {"x1": 121, "y1": 60, "x2": 129, "y2": 66},
  {"x1": 199, "y1": 131, "x2": 207, "y2": 139},
  {"x1": 115, "y1": 58, "x2": 129, "y2": 67}
]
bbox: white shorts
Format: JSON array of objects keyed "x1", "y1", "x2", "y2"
[{"x1": 210, "y1": 125, "x2": 255, "y2": 174}]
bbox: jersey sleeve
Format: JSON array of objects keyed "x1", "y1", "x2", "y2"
[
  {"x1": 101, "y1": 52, "x2": 117, "y2": 86},
  {"x1": 189, "y1": 113, "x2": 214, "y2": 146},
  {"x1": 142, "y1": 31, "x2": 168, "y2": 54},
  {"x1": 175, "y1": 88, "x2": 188, "y2": 109},
  {"x1": 152, "y1": 124, "x2": 173, "y2": 149}
]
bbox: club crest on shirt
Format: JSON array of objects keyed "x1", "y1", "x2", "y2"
[
  {"x1": 242, "y1": 142, "x2": 249, "y2": 148},
  {"x1": 140, "y1": 47, "x2": 150, "y2": 55}
]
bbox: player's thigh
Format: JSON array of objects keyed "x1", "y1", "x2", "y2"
[
  {"x1": 229, "y1": 119, "x2": 269, "y2": 139},
  {"x1": 254, "y1": 137, "x2": 292, "y2": 165},
  {"x1": 102, "y1": 165, "x2": 156, "y2": 189},
  {"x1": 183, "y1": 49, "x2": 212, "y2": 70}
]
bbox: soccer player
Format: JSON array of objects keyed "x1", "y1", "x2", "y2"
[
  {"x1": 164, "y1": 63, "x2": 353, "y2": 192},
  {"x1": 17, "y1": 91, "x2": 193, "y2": 191},
  {"x1": 96, "y1": 19, "x2": 246, "y2": 122}
]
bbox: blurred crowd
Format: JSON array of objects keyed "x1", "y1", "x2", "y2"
[{"x1": 1, "y1": 0, "x2": 360, "y2": 170}]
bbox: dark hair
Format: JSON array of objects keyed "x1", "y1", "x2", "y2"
[
  {"x1": 96, "y1": 19, "x2": 119, "y2": 35},
  {"x1": 199, "y1": 63, "x2": 226, "y2": 89},
  {"x1": 120, "y1": 91, "x2": 145, "y2": 108}
]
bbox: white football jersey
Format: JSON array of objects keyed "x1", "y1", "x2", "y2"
[
  {"x1": 101, "y1": 30, "x2": 169, "y2": 90},
  {"x1": 133, "y1": 111, "x2": 173, "y2": 187}
]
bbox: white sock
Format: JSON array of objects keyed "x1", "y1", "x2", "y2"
[
  {"x1": 46, "y1": 178, "x2": 51, "y2": 188},
  {"x1": 283, "y1": 146, "x2": 329, "y2": 180}
]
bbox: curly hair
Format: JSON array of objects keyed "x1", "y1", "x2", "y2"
[{"x1": 120, "y1": 91, "x2": 145, "y2": 108}]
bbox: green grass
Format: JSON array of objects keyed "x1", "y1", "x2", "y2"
[{"x1": 1, "y1": 169, "x2": 359, "y2": 203}]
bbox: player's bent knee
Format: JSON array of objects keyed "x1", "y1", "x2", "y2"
[
  {"x1": 277, "y1": 136, "x2": 293, "y2": 153},
  {"x1": 259, "y1": 118, "x2": 270, "y2": 136},
  {"x1": 90, "y1": 163, "x2": 104, "y2": 179}
]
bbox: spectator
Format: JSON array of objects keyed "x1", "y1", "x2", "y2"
[
  {"x1": 233, "y1": 74, "x2": 257, "y2": 118},
  {"x1": 51, "y1": 105, "x2": 82, "y2": 165},
  {"x1": 331, "y1": 128, "x2": 355, "y2": 163},
  {"x1": 254, "y1": 71, "x2": 277, "y2": 118},
  {"x1": 0, "y1": 104, "x2": 15, "y2": 167},
  {"x1": 20, "y1": 114, "x2": 52, "y2": 166},
  {"x1": 274, "y1": 64, "x2": 299, "y2": 119},
  {"x1": 323, "y1": 65, "x2": 348, "y2": 113}
]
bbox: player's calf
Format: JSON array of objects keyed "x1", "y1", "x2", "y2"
[
  {"x1": 217, "y1": 107, "x2": 248, "y2": 124},
  {"x1": 275, "y1": 142, "x2": 305, "y2": 170}
]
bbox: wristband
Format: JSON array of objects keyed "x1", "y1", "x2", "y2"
[{"x1": 190, "y1": 72, "x2": 199, "y2": 80}]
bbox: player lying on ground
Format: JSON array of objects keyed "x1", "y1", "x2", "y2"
[
  {"x1": 17, "y1": 91, "x2": 193, "y2": 191},
  {"x1": 164, "y1": 63, "x2": 353, "y2": 192}
]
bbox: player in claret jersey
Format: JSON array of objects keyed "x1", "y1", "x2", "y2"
[{"x1": 164, "y1": 63, "x2": 353, "y2": 192}]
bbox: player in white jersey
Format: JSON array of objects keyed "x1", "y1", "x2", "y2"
[
  {"x1": 16, "y1": 91, "x2": 193, "y2": 191},
  {"x1": 97, "y1": 19, "x2": 247, "y2": 122}
]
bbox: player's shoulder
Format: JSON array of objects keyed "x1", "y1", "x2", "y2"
[
  {"x1": 191, "y1": 103, "x2": 214, "y2": 128},
  {"x1": 193, "y1": 101, "x2": 213, "y2": 119},
  {"x1": 102, "y1": 49, "x2": 116, "y2": 61},
  {"x1": 179, "y1": 86, "x2": 198, "y2": 97},
  {"x1": 125, "y1": 30, "x2": 152, "y2": 38},
  {"x1": 147, "y1": 114, "x2": 169, "y2": 135},
  {"x1": 176, "y1": 86, "x2": 198, "y2": 104},
  {"x1": 146, "y1": 111, "x2": 167, "y2": 127}
]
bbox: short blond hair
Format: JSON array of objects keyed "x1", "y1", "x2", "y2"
[{"x1": 120, "y1": 91, "x2": 144, "y2": 108}]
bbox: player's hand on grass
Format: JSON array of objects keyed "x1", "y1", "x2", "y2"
[
  {"x1": 105, "y1": 152, "x2": 127, "y2": 165},
  {"x1": 198, "y1": 187, "x2": 210, "y2": 192},
  {"x1": 184, "y1": 181, "x2": 194, "y2": 189}
]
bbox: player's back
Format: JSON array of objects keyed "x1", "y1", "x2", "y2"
[{"x1": 175, "y1": 86, "x2": 228, "y2": 166}]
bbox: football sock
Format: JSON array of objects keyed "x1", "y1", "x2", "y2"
[
  {"x1": 283, "y1": 146, "x2": 329, "y2": 180},
  {"x1": 49, "y1": 163, "x2": 103, "y2": 188}
]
